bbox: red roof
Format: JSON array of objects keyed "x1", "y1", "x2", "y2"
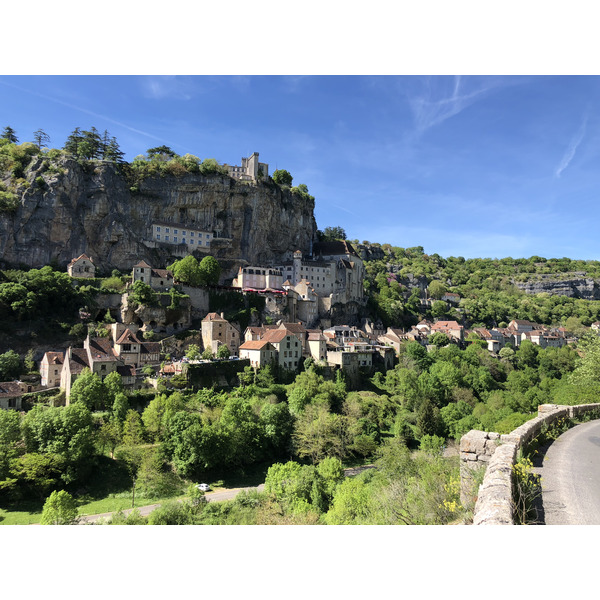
[
  {"x1": 68, "y1": 253, "x2": 93, "y2": 267},
  {"x1": 240, "y1": 340, "x2": 273, "y2": 350}
]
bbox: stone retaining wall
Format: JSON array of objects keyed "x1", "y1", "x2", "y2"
[{"x1": 460, "y1": 403, "x2": 600, "y2": 525}]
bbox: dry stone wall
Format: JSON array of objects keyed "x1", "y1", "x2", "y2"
[{"x1": 461, "y1": 403, "x2": 600, "y2": 525}]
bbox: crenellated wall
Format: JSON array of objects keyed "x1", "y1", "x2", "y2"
[{"x1": 460, "y1": 403, "x2": 600, "y2": 525}]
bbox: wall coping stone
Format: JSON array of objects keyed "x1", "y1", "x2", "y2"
[{"x1": 462, "y1": 403, "x2": 600, "y2": 525}]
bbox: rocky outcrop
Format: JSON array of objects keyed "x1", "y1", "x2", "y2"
[
  {"x1": 513, "y1": 276, "x2": 600, "y2": 299},
  {"x1": 0, "y1": 157, "x2": 317, "y2": 277}
]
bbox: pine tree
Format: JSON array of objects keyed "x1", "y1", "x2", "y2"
[
  {"x1": 1, "y1": 126, "x2": 18, "y2": 143},
  {"x1": 64, "y1": 127, "x2": 84, "y2": 155},
  {"x1": 33, "y1": 128, "x2": 50, "y2": 149}
]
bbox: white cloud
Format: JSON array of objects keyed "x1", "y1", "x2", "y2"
[
  {"x1": 555, "y1": 112, "x2": 588, "y2": 178},
  {"x1": 408, "y1": 76, "x2": 507, "y2": 134}
]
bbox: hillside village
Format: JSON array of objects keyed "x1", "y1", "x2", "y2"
[
  {"x1": 1, "y1": 151, "x2": 599, "y2": 412},
  {"x1": 0, "y1": 236, "x2": 591, "y2": 411}
]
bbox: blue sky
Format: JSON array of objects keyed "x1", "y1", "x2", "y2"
[{"x1": 2, "y1": 75, "x2": 600, "y2": 261}]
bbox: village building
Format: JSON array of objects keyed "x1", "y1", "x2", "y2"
[
  {"x1": 430, "y1": 320, "x2": 464, "y2": 343},
  {"x1": 507, "y1": 319, "x2": 536, "y2": 333},
  {"x1": 131, "y1": 261, "x2": 174, "y2": 291},
  {"x1": 307, "y1": 331, "x2": 327, "y2": 362},
  {"x1": 151, "y1": 223, "x2": 213, "y2": 251},
  {"x1": 238, "y1": 340, "x2": 277, "y2": 369},
  {"x1": 0, "y1": 382, "x2": 25, "y2": 410},
  {"x1": 110, "y1": 324, "x2": 161, "y2": 366},
  {"x1": 442, "y1": 292, "x2": 461, "y2": 304},
  {"x1": 276, "y1": 241, "x2": 366, "y2": 312},
  {"x1": 60, "y1": 347, "x2": 92, "y2": 398},
  {"x1": 67, "y1": 254, "x2": 95, "y2": 278},
  {"x1": 40, "y1": 352, "x2": 64, "y2": 388},
  {"x1": 278, "y1": 322, "x2": 309, "y2": 355},
  {"x1": 284, "y1": 280, "x2": 319, "y2": 327},
  {"x1": 201, "y1": 312, "x2": 241, "y2": 356},
  {"x1": 225, "y1": 152, "x2": 269, "y2": 181},
  {"x1": 377, "y1": 327, "x2": 408, "y2": 354},
  {"x1": 323, "y1": 325, "x2": 370, "y2": 347},
  {"x1": 260, "y1": 328, "x2": 302, "y2": 371},
  {"x1": 232, "y1": 266, "x2": 283, "y2": 291}
]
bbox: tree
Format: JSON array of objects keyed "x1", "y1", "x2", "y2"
[
  {"x1": 1, "y1": 126, "x2": 18, "y2": 143},
  {"x1": 101, "y1": 130, "x2": 125, "y2": 162},
  {"x1": 186, "y1": 344, "x2": 201, "y2": 361},
  {"x1": 272, "y1": 169, "x2": 293, "y2": 186},
  {"x1": 428, "y1": 280, "x2": 446, "y2": 300},
  {"x1": 69, "y1": 368, "x2": 107, "y2": 411},
  {"x1": 40, "y1": 490, "x2": 79, "y2": 525},
  {"x1": 78, "y1": 128, "x2": 102, "y2": 159},
  {"x1": 170, "y1": 255, "x2": 202, "y2": 286},
  {"x1": 104, "y1": 371, "x2": 124, "y2": 404},
  {"x1": 320, "y1": 226, "x2": 347, "y2": 242},
  {"x1": 198, "y1": 255, "x2": 221, "y2": 286},
  {"x1": 216, "y1": 344, "x2": 230, "y2": 359},
  {"x1": 33, "y1": 128, "x2": 50, "y2": 150},
  {"x1": 130, "y1": 280, "x2": 156, "y2": 306},
  {"x1": 63, "y1": 127, "x2": 84, "y2": 155},
  {"x1": 147, "y1": 145, "x2": 177, "y2": 160},
  {"x1": 201, "y1": 347, "x2": 214, "y2": 361},
  {"x1": 429, "y1": 332, "x2": 450, "y2": 347},
  {"x1": 0, "y1": 349, "x2": 21, "y2": 380}
]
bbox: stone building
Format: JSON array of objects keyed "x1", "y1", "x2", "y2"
[
  {"x1": 151, "y1": 223, "x2": 213, "y2": 250},
  {"x1": 67, "y1": 254, "x2": 95, "y2": 278},
  {"x1": 201, "y1": 312, "x2": 241, "y2": 356},
  {"x1": 260, "y1": 328, "x2": 302, "y2": 371},
  {"x1": 131, "y1": 260, "x2": 174, "y2": 291},
  {"x1": 40, "y1": 352, "x2": 65, "y2": 388},
  {"x1": 238, "y1": 340, "x2": 277, "y2": 369},
  {"x1": 225, "y1": 152, "x2": 269, "y2": 181},
  {"x1": 232, "y1": 266, "x2": 283, "y2": 291},
  {"x1": 276, "y1": 241, "x2": 366, "y2": 314}
]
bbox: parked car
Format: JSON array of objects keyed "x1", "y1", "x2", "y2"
[{"x1": 196, "y1": 483, "x2": 211, "y2": 492}]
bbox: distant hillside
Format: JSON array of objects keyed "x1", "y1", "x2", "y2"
[{"x1": 359, "y1": 244, "x2": 600, "y2": 329}]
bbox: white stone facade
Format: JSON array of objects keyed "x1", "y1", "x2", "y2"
[{"x1": 152, "y1": 222, "x2": 212, "y2": 249}]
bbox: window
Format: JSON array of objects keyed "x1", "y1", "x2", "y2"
[
  {"x1": 165, "y1": 228, "x2": 170, "y2": 233},
  {"x1": 157, "y1": 234, "x2": 161, "y2": 240},
  {"x1": 174, "y1": 229, "x2": 178, "y2": 234},
  {"x1": 156, "y1": 226, "x2": 161, "y2": 232},
  {"x1": 182, "y1": 238, "x2": 186, "y2": 244},
  {"x1": 189, "y1": 240, "x2": 194, "y2": 245},
  {"x1": 165, "y1": 236, "x2": 169, "y2": 241},
  {"x1": 174, "y1": 237, "x2": 178, "y2": 243},
  {"x1": 198, "y1": 233, "x2": 203, "y2": 238},
  {"x1": 190, "y1": 231, "x2": 194, "y2": 237}
]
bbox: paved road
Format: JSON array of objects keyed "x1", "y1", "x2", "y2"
[
  {"x1": 78, "y1": 484, "x2": 265, "y2": 524},
  {"x1": 78, "y1": 465, "x2": 375, "y2": 524},
  {"x1": 534, "y1": 419, "x2": 600, "y2": 525}
]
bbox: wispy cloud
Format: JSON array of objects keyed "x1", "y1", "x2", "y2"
[
  {"x1": 408, "y1": 76, "x2": 504, "y2": 135},
  {"x1": 555, "y1": 112, "x2": 588, "y2": 178},
  {"x1": 140, "y1": 76, "x2": 195, "y2": 100}
]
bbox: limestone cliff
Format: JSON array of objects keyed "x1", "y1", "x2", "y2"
[
  {"x1": 0, "y1": 156, "x2": 317, "y2": 278},
  {"x1": 513, "y1": 275, "x2": 600, "y2": 300}
]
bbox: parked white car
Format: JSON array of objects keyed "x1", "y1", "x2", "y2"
[{"x1": 196, "y1": 483, "x2": 211, "y2": 492}]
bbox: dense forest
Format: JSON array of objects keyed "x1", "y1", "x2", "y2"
[{"x1": 361, "y1": 244, "x2": 600, "y2": 330}]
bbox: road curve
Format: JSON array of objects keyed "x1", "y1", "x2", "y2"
[{"x1": 536, "y1": 419, "x2": 600, "y2": 525}]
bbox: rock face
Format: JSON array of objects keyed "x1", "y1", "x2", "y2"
[
  {"x1": 513, "y1": 276, "x2": 600, "y2": 300},
  {"x1": 0, "y1": 157, "x2": 317, "y2": 278}
]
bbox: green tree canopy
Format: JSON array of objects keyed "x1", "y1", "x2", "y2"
[
  {"x1": 170, "y1": 255, "x2": 202, "y2": 286},
  {"x1": 272, "y1": 169, "x2": 293, "y2": 186},
  {"x1": 40, "y1": 490, "x2": 79, "y2": 525},
  {"x1": 198, "y1": 255, "x2": 221, "y2": 286}
]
